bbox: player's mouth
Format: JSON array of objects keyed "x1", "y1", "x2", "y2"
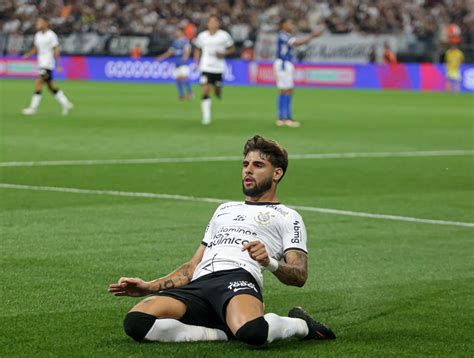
[{"x1": 244, "y1": 177, "x2": 255, "y2": 186}]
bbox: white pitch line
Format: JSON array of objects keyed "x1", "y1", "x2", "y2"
[
  {"x1": 0, "y1": 150, "x2": 473, "y2": 167},
  {"x1": 1, "y1": 183, "x2": 473, "y2": 228}
]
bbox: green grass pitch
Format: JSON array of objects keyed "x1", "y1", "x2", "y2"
[{"x1": 1, "y1": 79, "x2": 473, "y2": 357}]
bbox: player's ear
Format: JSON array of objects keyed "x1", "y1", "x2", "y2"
[{"x1": 273, "y1": 167, "x2": 283, "y2": 182}]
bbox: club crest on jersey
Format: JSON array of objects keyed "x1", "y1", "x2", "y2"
[
  {"x1": 254, "y1": 211, "x2": 274, "y2": 225},
  {"x1": 227, "y1": 280, "x2": 258, "y2": 293}
]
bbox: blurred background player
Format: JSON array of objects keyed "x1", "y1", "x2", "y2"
[
  {"x1": 274, "y1": 19, "x2": 324, "y2": 128},
  {"x1": 156, "y1": 28, "x2": 193, "y2": 100},
  {"x1": 444, "y1": 40, "x2": 464, "y2": 93},
  {"x1": 21, "y1": 17, "x2": 73, "y2": 116},
  {"x1": 193, "y1": 15, "x2": 234, "y2": 125}
]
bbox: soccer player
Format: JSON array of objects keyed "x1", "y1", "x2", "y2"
[
  {"x1": 275, "y1": 19, "x2": 324, "y2": 127},
  {"x1": 21, "y1": 17, "x2": 73, "y2": 116},
  {"x1": 156, "y1": 28, "x2": 193, "y2": 100},
  {"x1": 193, "y1": 15, "x2": 235, "y2": 125},
  {"x1": 445, "y1": 44, "x2": 464, "y2": 93},
  {"x1": 108, "y1": 135, "x2": 336, "y2": 346}
]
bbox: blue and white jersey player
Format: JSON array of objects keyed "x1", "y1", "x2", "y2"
[
  {"x1": 274, "y1": 19, "x2": 324, "y2": 127},
  {"x1": 156, "y1": 27, "x2": 193, "y2": 100}
]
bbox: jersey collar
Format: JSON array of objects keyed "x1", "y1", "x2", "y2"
[{"x1": 244, "y1": 201, "x2": 280, "y2": 206}]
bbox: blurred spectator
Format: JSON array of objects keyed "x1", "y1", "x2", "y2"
[
  {"x1": 0, "y1": 0, "x2": 472, "y2": 49},
  {"x1": 130, "y1": 43, "x2": 142, "y2": 59},
  {"x1": 241, "y1": 40, "x2": 254, "y2": 60},
  {"x1": 383, "y1": 41, "x2": 397, "y2": 63}
]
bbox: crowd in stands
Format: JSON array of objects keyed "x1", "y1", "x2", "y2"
[{"x1": 1, "y1": 0, "x2": 473, "y2": 45}]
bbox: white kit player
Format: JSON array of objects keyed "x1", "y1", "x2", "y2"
[
  {"x1": 193, "y1": 15, "x2": 234, "y2": 125},
  {"x1": 109, "y1": 135, "x2": 336, "y2": 347},
  {"x1": 22, "y1": 17, "x2": 73, "y2": 116},
  {"x1": 274, "y1": 19, "x2": 324, "y2": 127}
]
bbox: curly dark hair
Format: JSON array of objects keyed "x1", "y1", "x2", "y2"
[{"x1": 243, "y1": 135, "x2": 288, "y2": 182}]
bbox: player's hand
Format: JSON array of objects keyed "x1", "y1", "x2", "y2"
[
  {"x1": 56, "y1": 65, "x2": 63, "y2": 73},
  {"x1": 108, "y1": 277, "x2": 151, "y2": 297},
  {"x1": 155, "y1": 56, "x2": 163, "y2": 62},
  {"x1": 311, "y1": 24, "x2": 326, "y2": 37},
  {"x1": 242, "y1": 241, "x2": 270, "y2": 267},
  {"x1": 215, "y1": 51, "x2": 225, "y2": 59},
  {"x1": 22, "y1": 53, "x2": 29, "y2": 60}
]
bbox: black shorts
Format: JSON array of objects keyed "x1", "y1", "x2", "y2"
[
  {"x1": 200, "y1": 72, "x2": 223, "y2": 86},
  {"x1": 39, "y1": 68, "x2": 53, "y2": 81},
  {"x1": 151, "y1": 268, "x2": 263, "y2": 335}
]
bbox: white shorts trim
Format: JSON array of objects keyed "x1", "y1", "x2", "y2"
[{"x1": 173, "y1": 65, "x2": 190, "y2": 79}]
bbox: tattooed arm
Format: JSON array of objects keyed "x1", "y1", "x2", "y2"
[
  {"x1": 243, "y1": 241, "x2": 308, "y2": 287},
  {"x1": 273, "y1": 250, "x2": 308, "y2": 287},
  {"x1": 108, "y1": 244, "x2": 206, "y2": 297}
]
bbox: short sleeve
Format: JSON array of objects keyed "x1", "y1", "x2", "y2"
[
  {"x1": 224, "y1": 32, "x2": 234, "y2": 48},
  {"x1": 193, "y1": 34, "x2": 203, "y2": 48},
  {"x1": 51, "y1": 32, "x2": 59, "y2": 47},
  {"x1": 201, "y1": 204, "x2": 222, "y2": 246},
  {"x1": 287, "y1": 36, "x2": 296, "y2": 46},
  {"x1": 282, "y1": 210, "x2": 308, "y2": 254}
]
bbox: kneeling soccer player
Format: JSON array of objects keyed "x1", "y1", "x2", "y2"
[{"x1": 108, "y1": 135, "x2": 336, "y2": 346}]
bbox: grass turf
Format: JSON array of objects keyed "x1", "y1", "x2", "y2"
[{"x1": 0, "y1": 79, "x2": 473, "y2": 357}]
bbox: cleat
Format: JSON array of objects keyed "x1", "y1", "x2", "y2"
[
  {"x1": 21, "y1": 107, "x2": 36, "y2": 115},
  {"x1": 62, "y1": 102, "x2": 73, "y2": 116},
  {"x1": 285, "y1": 120, "x2": 301, "y2": 127},
  {"x1": 178, "y1": 95, "x2": 186, "y2": 101},
  {"x1": 288, "y1": 306, "x2": 336, "y2": 340},
  {"x1": 276, "y1": 120, "x2": 286, "y2": 126},
  {"x1": 187, "y1": 93, "x2": 195, "y2": 100}
]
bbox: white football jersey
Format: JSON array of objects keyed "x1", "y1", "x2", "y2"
[
  {"x1": 34, "y1": 29, "x2": 59, "y2": 70},
  {"x1": 193, "y1": 201, "x2": 308, "y2": 290},
  {"x1": 194, "y1": 29, "x2": 234, "y2": 74}
]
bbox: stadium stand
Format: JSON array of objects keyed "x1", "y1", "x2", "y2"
[{"x1": 0, "y1": 0, "x2": 472, "y2": 60}]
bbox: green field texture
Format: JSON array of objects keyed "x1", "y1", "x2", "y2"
[{"x1": 1, "y1": 80, "x2": 473, "y2": 357}]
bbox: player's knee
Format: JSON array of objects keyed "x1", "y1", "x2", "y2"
[
  {"x1": 123, "y1": 311, "x2": 156, "y2": 342},
  {"x1": 235, "y1": 316, "x2": 268, "y2": 346}
]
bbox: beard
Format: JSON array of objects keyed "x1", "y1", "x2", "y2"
[{"x1": 242, "y1": 175, "x2": 273, "y2": 197}]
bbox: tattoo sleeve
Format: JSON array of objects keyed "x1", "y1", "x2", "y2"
[
  {"x1": 148, "y1": 262, "x2": 194, "y2": 292},
  {"x1": 273, "y1": 250, "x2": 308, "y2": 287}
]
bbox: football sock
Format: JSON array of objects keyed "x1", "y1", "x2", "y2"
[
  {"x1": 201, "y1": 98, "x2": 211, "y2": 124},
  {"x1": 177, "y1": 81, "x2": 185, "y2": 97},
  {"x1": 185, "y1": 81, "x2": 192, "y2": 94},
  {"x1": 54, "y1": 90, "x2": 70, "y2": 106},
  {"x1": 286, "y1": 94, "x2": 293, "y2": 119},
  {"x1": 264, "y1": 313, "x2": 308, "y2": 343},
  {"x1": 278, "y1": 94, "x2": 285, "y2": 120},
  {"x1": 144, "y1": 318, "x2": 228, "y2": 342},
  {"x1": 30, "y1": 93, "x2": 42, "y2": 109}
]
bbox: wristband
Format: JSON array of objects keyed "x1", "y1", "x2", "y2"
[{"x1": 266, "y1": 257, "x2": 279, "y2": 272}]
